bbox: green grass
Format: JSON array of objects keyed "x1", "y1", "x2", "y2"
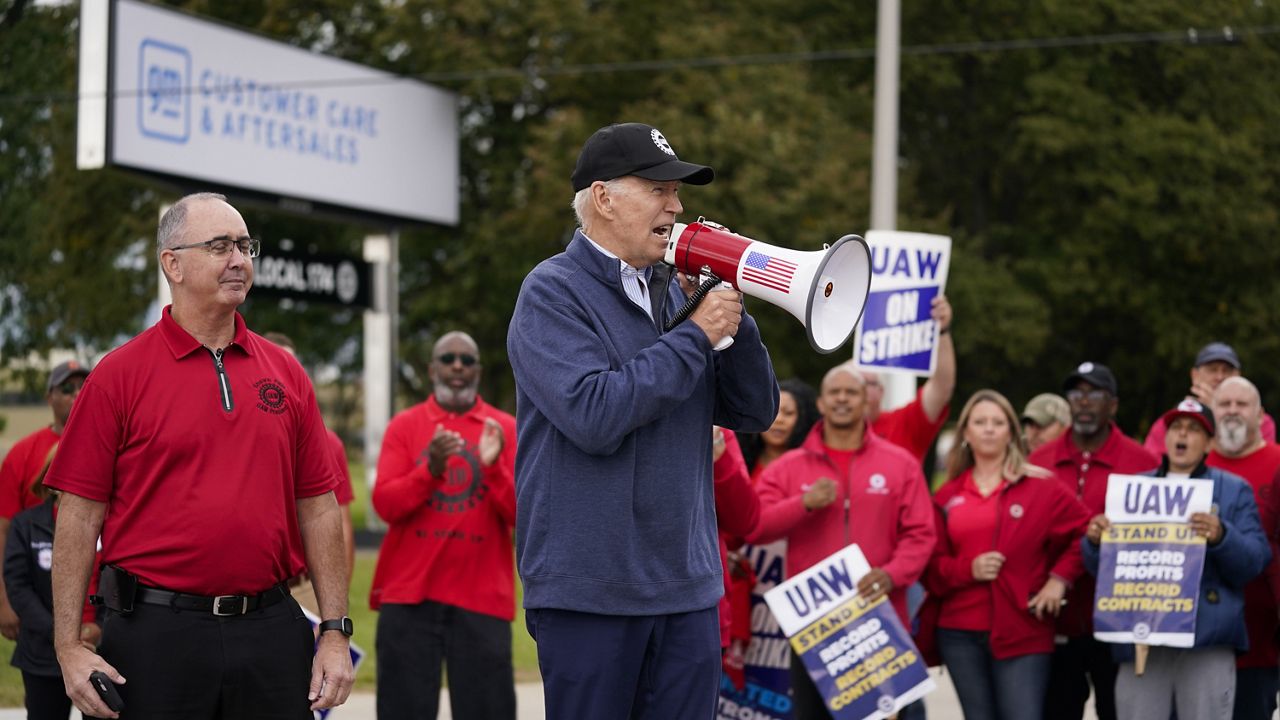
[
  {"x1": 0, "y1": 458, "x2": 538, "y2": 705},
  {"x1": 0, "y1": 535, "x2": 538, "y2": 705}
]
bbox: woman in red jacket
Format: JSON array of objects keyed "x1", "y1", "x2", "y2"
[{"x1": 921, "y1": 389, "x2": 1090, "y2": 720}]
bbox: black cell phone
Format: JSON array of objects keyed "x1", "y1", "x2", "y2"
[{"x1": 89, "y1": 671, "x2": 125, "y2": 713}]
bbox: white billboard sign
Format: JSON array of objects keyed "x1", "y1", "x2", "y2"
[{"x1": 79, "y1": 0, "x2": 459, "y2": 225}]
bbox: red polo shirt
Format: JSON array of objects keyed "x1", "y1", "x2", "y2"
[
  {"x1": 1028, "y1": 424, "x2": 1157, "y2": 637},
  {"x1": 1208, "y1": 443, "x2": 1280, "y2": 668},
  {"x1": 870, "y1": 387, "x2": 949, "y2": 463},
  {"x1": 0, "y1": 426, "x2": 58, "y2": 520},
  {"x1": 45, "y1": 307, "x2": 338, "y2": 596}
]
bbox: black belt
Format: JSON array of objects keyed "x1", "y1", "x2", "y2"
[{"x1": 135, "y1": 583, "x2": 289, "y2": 616}]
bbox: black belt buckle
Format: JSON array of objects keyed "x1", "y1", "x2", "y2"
[{"x1": 212, "y1": 594, "x2": 248, "y2": 616}]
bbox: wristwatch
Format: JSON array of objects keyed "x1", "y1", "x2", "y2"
[{"x1": 318, "y1": 616, "x2": 354, "y2": 637}]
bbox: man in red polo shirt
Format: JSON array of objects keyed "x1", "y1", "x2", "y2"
[
  {"x1": 370, "y1": 330, "x2": 518, "y2": 720},
  {"x1": 45, "y1": 192, "x2": 353, "y2": 719},
  {"x1": 750, "y1": 363, "x2": 935, "y2": 720},
  {"x1": 859, "y1": 296, "x2": 954, "y2": 463},
  {"x1": 1206, "y1": 376, "x2": 1280, "y2": 720},
  {"x1": 0, "y1": 360, "x2": 90, "y2": 641},
  {"x1": 1029, "y1": 362, "x2": 1157, "y2": 720}
]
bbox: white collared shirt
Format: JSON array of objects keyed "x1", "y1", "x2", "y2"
[{"x1": 582, "y1": 232, "x2": 653, "y2": 321}]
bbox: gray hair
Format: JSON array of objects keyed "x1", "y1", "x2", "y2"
[
  {"x1": 156, "y1": 192, "x2": 228, "y2": 253},
  {"x1": 571, "y1": 178, "x2": 633, "y2": 230}
]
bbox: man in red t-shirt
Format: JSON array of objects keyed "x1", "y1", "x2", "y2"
[
  {"x1": 1029, "y1": 362, "x2": 1158, "y2": 720},
  {"x1": 0, "y1": 360, "x2": 89, "y2": 641},
  {"x1": 370, "y1": 331, "x2": 518, "y2": 720},
  {"x1": 45, "y1": 193, "x2": 353, "y2": 718},
  {"x1": 1206, "y1": 376, "x2": 1280, "y2": 720},
  {"x1": 860, "y1": 295, "x2": 954, "y2": 463}
]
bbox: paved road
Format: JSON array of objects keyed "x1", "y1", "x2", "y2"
[{"x1": 0, "y1": 670, "x2": 1100, "y2": 719}]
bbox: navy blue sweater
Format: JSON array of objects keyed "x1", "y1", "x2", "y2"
[{"x1": 508, "y1": 231, "x2": 779, "y2": 615}]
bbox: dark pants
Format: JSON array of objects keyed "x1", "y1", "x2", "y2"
[
  {"x1": 937, "y1": 628, "x2": 1050, "y2": 720},
  {"x1": 94, "y1": 595, "x2": 314, "y2": 719},
  {"x1": 23, "y1": 672, "x2": 72, "y2": 720},
  {"x1": 1044, "y1": 635, "x2": 1118, "y2": 720},
  {"x1": 788, "y1": 651, "x2": 925, "y2": 719},
  {"x1": 525, "y1": 606, "x2": 720, "y2": 720},
  {"x1": 375, "y1": 600, "x2": 515, "y2": 720},
  {"x1": 1233, "y1": 666, "x2": 1278, "y2": 720}
]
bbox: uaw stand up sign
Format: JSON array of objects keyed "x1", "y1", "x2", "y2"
[
  {"x1": 1093, "y1": 474, "x2": 1213, "y2": 647},
  {"x1": 764, "y1": 545, "x2": 934, "y2": 720}
]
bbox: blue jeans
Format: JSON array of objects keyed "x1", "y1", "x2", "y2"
[{"x1": 937, "y1": 628, "x2": 1050, "y2": 720}]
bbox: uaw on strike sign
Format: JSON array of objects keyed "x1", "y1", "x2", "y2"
[
  {"x1": 853, "y1": 231, "x2": 951, "y2": 377},
  {"x1": 764, "y1": 545, "x2": 933, "y2": 720},
  {"x1": 1093, "y1": 474, "x2": 1213, "y2": 647}
]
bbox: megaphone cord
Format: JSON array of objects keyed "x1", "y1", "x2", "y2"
[{"x1": 665, "y1": 275, "x2": 725, "y2": 333}]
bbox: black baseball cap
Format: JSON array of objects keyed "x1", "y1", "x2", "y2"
[
  {"x1": 571, "y1": 123, "x2": 714, "y2": 192},
  {"x1": 1062, "y1": 361, "x2": 1118, "y2": 396},
  {"x1": 1194, "y1": 341, "x2": 1241, "y2": 369},
  {"x1": 47, "y1": 360, "x2": 90, "y2": 393}
]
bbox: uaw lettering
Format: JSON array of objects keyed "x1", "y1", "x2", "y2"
[
  {"x1": 853, "y1": 231, "x2": 951, "y2": 377},
  {"x1": 138, "y1": 40, "x2": 376, "y2": 166},
  {"x1": 765, "y1": 545, "x2": 934, "y2": 720},
  {"x1": 718, "y1": 541, "x2": 793, "y2": 720},
  {"x1": 139, "y1": 39, "x2": 191, "y2": 142},
  {"x1": 1093, "y1": 475, "x2": 1213, "y2": 647}
]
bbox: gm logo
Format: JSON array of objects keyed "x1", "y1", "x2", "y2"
[{"x1": 137, "y1": 39, "x2": 190, "y2": 143}]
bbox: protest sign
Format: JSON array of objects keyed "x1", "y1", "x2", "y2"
[
  {"x1": 1093, "y1": 474, "x2": 1213, "y2": 647},
  {"x1": 764, "y1": 545, "x2": 933, "y2": 720},
  {"x1": 852, "y1": 231, "x2": 951, "y2": 377},
  {"x1": 718, "y1": 540, "x2": 794, "y2": 720}
]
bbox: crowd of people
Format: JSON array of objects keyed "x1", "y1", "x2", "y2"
[{"x1": 0, "y1": 122, "x2": 1276, "y2": 720}]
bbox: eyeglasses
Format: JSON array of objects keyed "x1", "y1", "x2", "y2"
[
  {"x1": 436, "y1": 353, "x2": 477, "y2": 367},
  {"x1": 1066, "y1": 389, "x2": 1110, "y2": 404},
  {"x1": 55, "y1": 382, "x2": 82, "y2": 396},
  {"x1": 168, "y1": 237, "x2": 261, "y2": 258}
]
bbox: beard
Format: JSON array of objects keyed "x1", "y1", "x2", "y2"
[
  {"x1": 1216, "y1": 416, "x2": 1251, "y2": 455},
  {"x1": 1072, "y1": 419, "x2": 1101, "y2": 436},
  {"x1": 434, "y1": 380, "x2": 478, "y2": 409}
]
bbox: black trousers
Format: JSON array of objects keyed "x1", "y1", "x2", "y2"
[
  {"x1": 23, "y1": 671, "x2": 72, "y2": 720},
  {"x1": 92, "y1": 594, "x2": 314, "y2": 720},
  {"x1": 376, "y1": 600, "x2": 515, "y2": 720},
  {"x1": 1044, "y1": 635, "x2": 1118, "y2": 720}
]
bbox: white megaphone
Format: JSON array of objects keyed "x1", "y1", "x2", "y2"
[{"x1": 663, "y1": 218, "x2": 872, "y2": 354}]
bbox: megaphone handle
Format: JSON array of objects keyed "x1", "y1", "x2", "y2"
[{"x1": 709, "y1": 277, "x2": 735, "y2": 351}]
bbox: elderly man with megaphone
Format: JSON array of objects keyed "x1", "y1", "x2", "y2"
[{"x1": 508, "y1": 122, "x2": 784, "y2": 720}]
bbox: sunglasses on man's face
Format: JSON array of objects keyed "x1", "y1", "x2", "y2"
[
  {"x1": 55, "y1": 382, "x2": 83, "y2": 395},
  {"x1": 436, "y1": 353, "x2": 477, "y2": 367}
]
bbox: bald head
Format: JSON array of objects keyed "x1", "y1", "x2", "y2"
[
  {"x1": 432, "y1": 331, "x2": 479, "y2": 360},
  {"x1": 822, "y1": 363, "x2": 866, "y2": 393}
]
